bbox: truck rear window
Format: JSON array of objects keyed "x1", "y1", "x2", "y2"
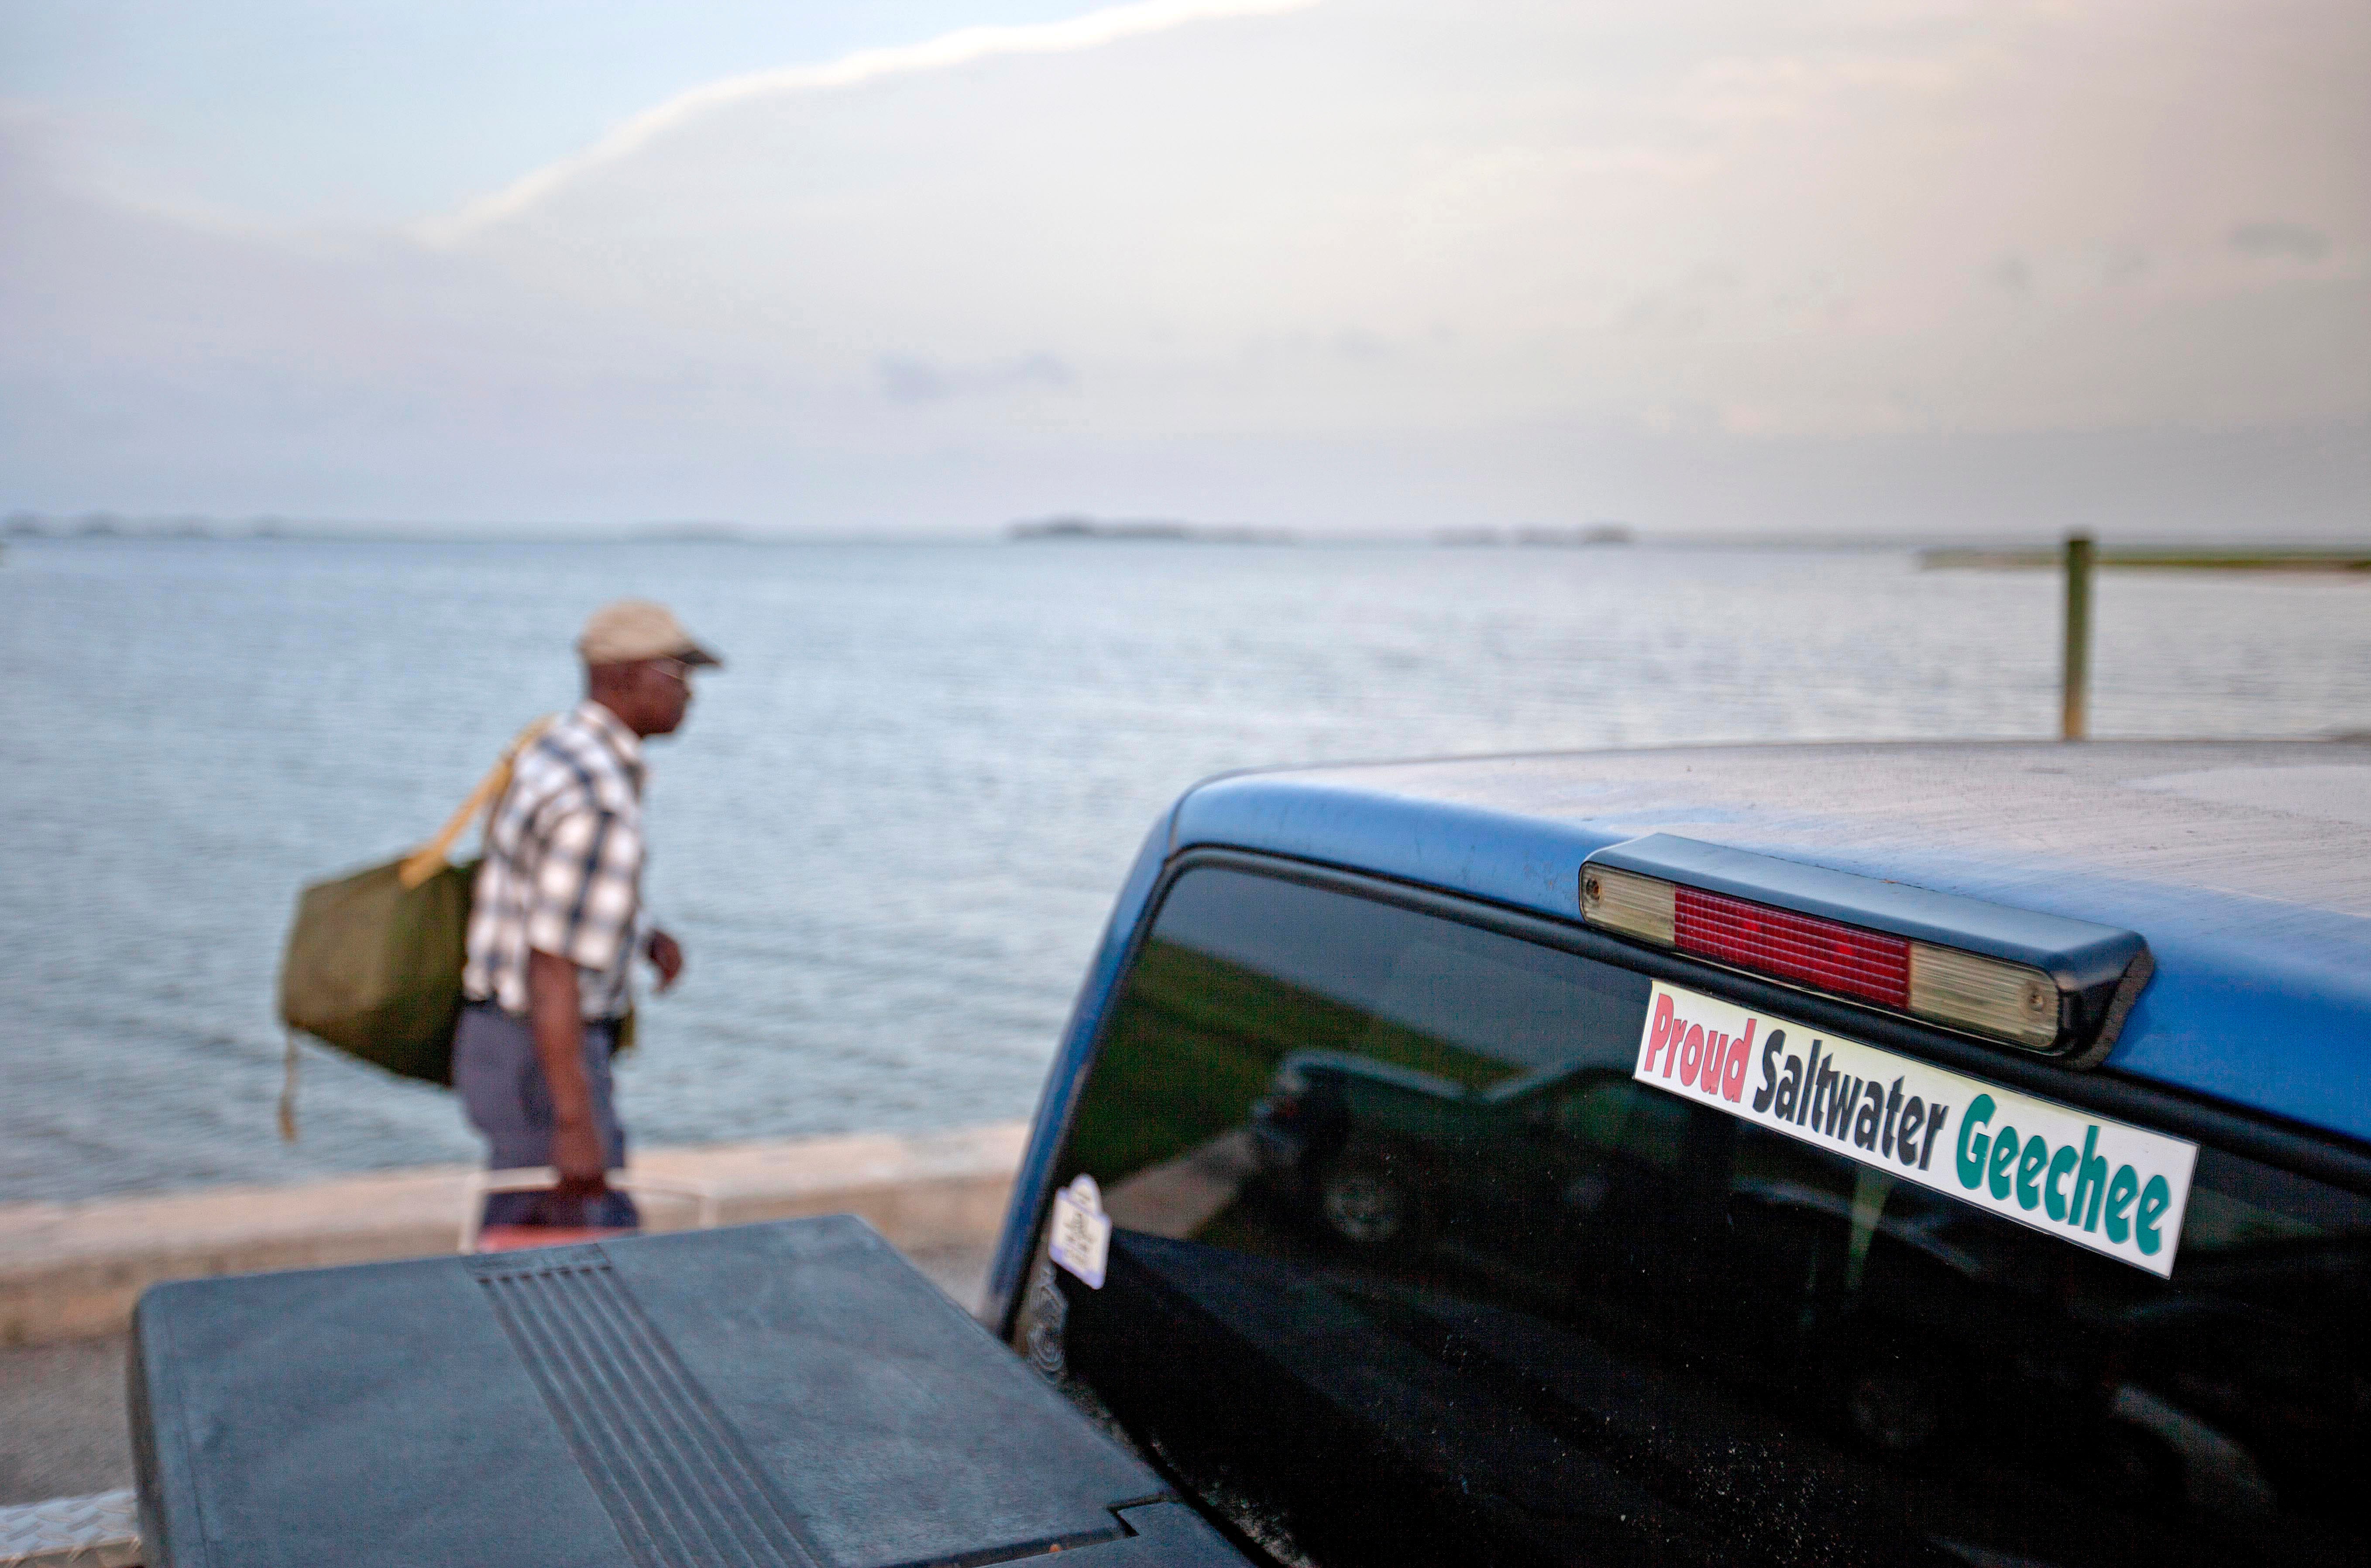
[{"x1": 1028, "y1": 865, "x2": 2371, "y2": 1568}]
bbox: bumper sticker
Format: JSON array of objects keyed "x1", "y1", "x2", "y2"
[
  {"x1": 1049, "y1": 1174, "x2": 1111, "y2": 1289},
  {"x1": 1634, "y1": 980, "x2": 2198, "y2": 1277}
]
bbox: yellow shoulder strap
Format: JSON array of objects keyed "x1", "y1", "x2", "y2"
[{"x1": 397, "y1": 715, "x2": 560, "y2": 889}]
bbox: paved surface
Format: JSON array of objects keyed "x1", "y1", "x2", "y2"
[{"x1": 0, "y1": 1238, "x2": 998, "y2": 1509}]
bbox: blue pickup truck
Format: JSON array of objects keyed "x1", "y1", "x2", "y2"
[{"x1": 989, "y1": 741, "x2": 2371, "y2": 1568}]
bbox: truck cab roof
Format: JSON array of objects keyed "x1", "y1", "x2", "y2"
[{"x1": 1169, "y1": 740, "x2": 2371, "y2": 1143}]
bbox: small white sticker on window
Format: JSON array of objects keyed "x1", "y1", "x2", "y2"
[{"x1": 1048, "y1": 1173, "x2": 1112, "y2": 1289}]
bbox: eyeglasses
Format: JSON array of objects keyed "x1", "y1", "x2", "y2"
[{"x1": 646, "y1": 657, "x2": 694, "y2": 686}]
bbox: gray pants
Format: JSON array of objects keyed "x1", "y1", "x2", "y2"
[{"x1": 454, "y1": 1002, "x2": 639, "y2": 1228}]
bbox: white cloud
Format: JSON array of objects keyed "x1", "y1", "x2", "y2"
[{"x1": 417, "y1": 0, "x2": 1325, "y2": 244}]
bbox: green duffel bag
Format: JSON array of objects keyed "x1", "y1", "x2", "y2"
[
  {"x1": 275, "y1": 718, "x2": 553, "y2": 1138},
  {"x1": 278, "y1": 854, "x2": 478, "y2": 1090}
]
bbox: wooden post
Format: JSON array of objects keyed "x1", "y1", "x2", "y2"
[{"x1": 2062, "y1": 533, "x2": 2093, "y2": 740}]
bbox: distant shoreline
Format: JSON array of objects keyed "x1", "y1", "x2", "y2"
[
  {"x1": 1004, "y1": 518, "x2": 1640, "y2": 547},
  {"x1": 8, "y1": 520, "x2": 2368, "y2": 557},
  {"x1": 1007, "y1": 517, "x2": 1293, "y2": 544},
  {"x1": 1921, "y1": 547, "x2": 2371, "y2": 573}
]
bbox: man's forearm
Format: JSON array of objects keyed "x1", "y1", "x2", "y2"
[{"x1": 526, "y1": 948, "x2": 595, "y2": 1128}]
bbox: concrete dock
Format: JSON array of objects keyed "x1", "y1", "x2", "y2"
[{"x1": 0, "y1": 1122, "x2": 1026, "y2": 1513}]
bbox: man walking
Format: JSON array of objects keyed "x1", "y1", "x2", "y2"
[{"x1": 456, "y1": 599, "x2": 722, "y2": 1229}]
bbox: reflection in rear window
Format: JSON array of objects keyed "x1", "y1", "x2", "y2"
[
  {"x1": 1060, "y1": 868, "x2": 1648, "y2": 1180},
  {"x1": 1030, "y1": 867, "x2": 2371, "y2": 1568}
]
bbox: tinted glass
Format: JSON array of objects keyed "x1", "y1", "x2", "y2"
[{"x1": 1021, "y1": 867, "x2": 2371, "y2": 1568}]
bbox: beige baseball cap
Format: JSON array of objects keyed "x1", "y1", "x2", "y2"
[{"x1": 576, "y1": 599, "x2": 723, "y2": 668}]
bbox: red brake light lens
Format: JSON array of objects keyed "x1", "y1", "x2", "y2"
[
  {"x1": 1673, "y1": 886, "x2": 1910, "y2": 1009},
  {"x1": 1581, "y1": 842, "x2": 2104, "y2": 1056}
]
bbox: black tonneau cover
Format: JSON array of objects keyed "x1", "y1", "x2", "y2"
[{"x1": 132, "y1": 1216, "x2": 1245, "y2": 1567}]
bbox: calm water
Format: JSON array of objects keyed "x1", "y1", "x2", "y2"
[{"x1": 3, "y1": 537, "x2": 2365, "y2": 1204}]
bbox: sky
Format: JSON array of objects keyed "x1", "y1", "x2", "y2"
[{"x1": 3, "y1": 0, "x2": 2365, "y2": 537}]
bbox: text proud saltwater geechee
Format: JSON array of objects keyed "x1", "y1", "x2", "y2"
[{"x1": 1633, "y1": 981, "x2": 2197, "y2": 1278}]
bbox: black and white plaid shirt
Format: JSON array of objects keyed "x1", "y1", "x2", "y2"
[{"x1": 464, "y1": 701, "x2": 647, "y2": 1020}]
